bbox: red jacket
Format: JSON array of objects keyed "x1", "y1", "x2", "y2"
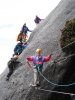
[{"x1": 27, "y1": 55, "x2": 51, "y2": 66}]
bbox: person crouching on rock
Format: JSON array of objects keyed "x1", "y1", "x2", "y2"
[
  {"x1": 6, "y1": 55, "x2": 20, "y2": 81},
  {"x1": 26, "y1": 48, "x2": 51, "y2": 87}
]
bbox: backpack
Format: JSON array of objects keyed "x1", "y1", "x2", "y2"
[{"x1": 7, "y1": 58, "x2": 16, "y2": 69}]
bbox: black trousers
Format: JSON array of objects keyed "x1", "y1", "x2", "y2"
[
  {"x1": 7, "y1": 66, "x2": 14, "y2": 78},
  {"x1": 7, "y1": 60, "x2": 20, "y2": 79}
]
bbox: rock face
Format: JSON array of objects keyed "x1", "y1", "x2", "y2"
[{"x1": 0, "y1": 0, "x2": 75, "y2": 100}]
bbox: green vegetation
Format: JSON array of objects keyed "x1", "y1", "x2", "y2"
[{"x1": 60, "y1": 18, "x2": 75, "y2": 54}]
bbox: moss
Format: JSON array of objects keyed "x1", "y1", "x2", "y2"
[{"x1": 60, "y1": 18, "x2": 75, "y2": 54}]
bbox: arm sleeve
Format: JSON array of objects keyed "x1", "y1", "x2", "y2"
[
  {"x1": 28, "y1": 28, "x2": 32, "y2": 32},
  {"x1": 43, "y1": 55, "x2": 51, "y2": 62},
  {"x1": 27, "y1": 56, "x2": 33, "y2": 61},
  {"x1": 16, "y1": 35, "x2": 19, "y2": 41}
]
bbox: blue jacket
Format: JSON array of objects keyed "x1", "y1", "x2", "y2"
[{"x1": 14, "y1": 43, "x2": 27, "y2": 55}]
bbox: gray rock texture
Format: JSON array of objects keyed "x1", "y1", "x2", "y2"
[{"x1": 0, "y1": 0, "x2": 75, "y2": 100}]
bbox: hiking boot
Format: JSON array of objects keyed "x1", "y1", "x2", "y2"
[
  {"x1": 29, "y1": 83, "x2": 37, "y2": 87},
  {"x1": 29, "y1": 83, "x2": 40, "y2": 87}
]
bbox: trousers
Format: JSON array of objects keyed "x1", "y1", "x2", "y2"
[{"x1": 33, "y1": 65, "x2": 42, "y2": 85}]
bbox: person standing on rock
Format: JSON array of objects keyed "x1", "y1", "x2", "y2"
[
  {"x1": 26, "y1": 48, "x2": 51, "y2": 87},
  {"x1": 20, "y1": 23, "x2": 32, "y2": 38}
]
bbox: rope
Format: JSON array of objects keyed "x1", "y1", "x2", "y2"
[
  {"x1": 37, "y1": 53, "x2": 75, "y2": 87},
  {"x1": 54, "y1": 53, "x2": 75, "y2": 63},
  {"x1": 37, "y1": 88, "x2": 75, "y2": 96},
  {"x1": 27, "y1": 40, "x2": 75, "y2": 96},
  {"x1": 56, "y1": 40, "x2": 75, "y2": 52},
  {"x1": 49, "y1": 40, "x2": 75, "y2": 65},
  {"x1": 39, "y1": 71, "x2": 75, "y2": 87}
]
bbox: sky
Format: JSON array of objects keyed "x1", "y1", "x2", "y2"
[{"x1": 0, "y1": 0, "x2": 61, "y2": 74}]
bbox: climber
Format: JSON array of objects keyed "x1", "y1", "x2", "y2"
[
  {"x1": 17, "y1": 32, "x2": 27, "y2": 43},
  {"x1": 13, "y1": 42, "x2": 27, "y2": 56},
  {"x1": 34, "y1": 15, "x2": 44, "y2": 24},
  {"x1": 26, "y1": 48, "x2": 51, "y2": 87},
  {"x1": 20, "y1": 23, "x2": 32, "y2": 38},
  {"x1": 6, "y1": 55, "x2": 20, "y2": 81}
]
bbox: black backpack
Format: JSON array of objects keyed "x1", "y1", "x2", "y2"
[
  {"x1": 7, "y1": 58, "x2": 20, "y2": 69},
  {"x1": 7, "y1": 58, "x2": 16, "y2": 69}
]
